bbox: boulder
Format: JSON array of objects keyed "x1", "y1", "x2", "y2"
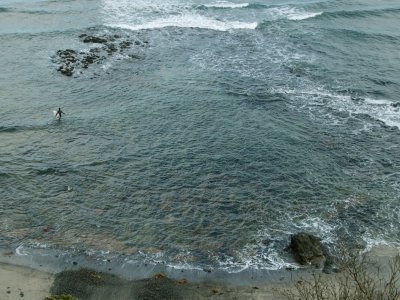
[{"x1": 288, "y1": 232, "x2": 326, "y2": 268}]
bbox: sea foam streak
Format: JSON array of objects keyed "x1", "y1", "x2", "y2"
[
  {"x1": 107, "y1": 14, "x2": 257, "y2": 31},
  {"x1": 274, "y1": 85, "x2": 400, "y2": 129},
  {"x1": 287, "y1": 11, "x2": 322, "y2": 20},
  {"x1": 204, "y1": 1, "x2": 249, "y2": 9}
]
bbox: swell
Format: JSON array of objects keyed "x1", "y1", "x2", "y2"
[
  {"x1": 315, "y1": 7, "x2": 400, "y2": 20},
  {"x1": 0, "y1": 7, "x2": 71, "y2": 15},
  {"x1": 16, "y1": 10, "x2": 57, "y2": 15},
  {"x1": 0, "y1": 125, "x2": 24, "y2": 133},
  {"x1": 0, "y1": 27, "x2": 97, "y2": 38},
  {"x1": 322, "y1": 27, "x2": 400, "y2": 42},
  {"x1": 0, "y1": 124, "x2": 51, "y2": 134},
  {"x1": 0, "y1": 7, "x2": 11, "y2": 13}
]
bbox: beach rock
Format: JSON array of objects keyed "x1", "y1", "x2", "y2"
[
  {"x1": 119, "y1": 41, "x2": 132, "y2": 49},
  {"x1": 54, "y1": 32, "x2": 148, "y2": 77},
  {"x1": 82, "y1": 54, "x2": 100, "y2": 65},
  {"x1": 105, "y1": 43, "x2": 118, "y2": 55},
  {"x1": 82, "y1": 35, "x2": 108, "y2": 44},
  {"x1": 288, "y1": 232, "x2": 326, "y2": 268},
  {"x1": 57, "y1": 49, "x2": 76, "y2": 57},
  {"x1": 58, "y1": 65, "x2": 74, "y2": 76}
]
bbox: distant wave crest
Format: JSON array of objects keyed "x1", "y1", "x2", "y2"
[
  {"x1": 202, "y1": 2, "x2": 250, "y2": 9},
  {"x1": 107, "y1": 14, "x2": 257, "y2": 32}
]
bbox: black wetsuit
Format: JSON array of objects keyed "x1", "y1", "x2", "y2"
[{"x1": 56, "y1": 109, "x2": 64, "y2": 119}]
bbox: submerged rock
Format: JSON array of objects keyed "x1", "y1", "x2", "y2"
[
  {"x1": 81, "y1": 35, "x2": 108, "y2": 44},
  {"x1": 54, "y1": 32, "x2": 149, "y2": 77},
  {"x1": 288, "y1": 232, "x2": 326, "y2": 268},
  {"x1": 119, "y1": 41, "x2": 132, "y2": 49},
  {"x1": 105, "y1": 43, "x2": 118, "y2": 55},
  {"x1": 391, "y1": 102, "x2": 400, "y2": 108}
]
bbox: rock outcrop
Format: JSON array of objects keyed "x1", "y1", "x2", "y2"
[
  {"x1": 288, "y1": 232, "x2": 326, "y2": 269},
  {"x1": 53, "y1": 32, "x2": 149, "y2": 77}
]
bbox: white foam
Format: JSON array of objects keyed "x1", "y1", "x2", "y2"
[
  {"x1": 267, "y1": 7, "x2": 322, "y2": 21},
  {"x1": 273, "y1": 85, "x2": 400, "y2": 129},
  {"x1": 16, "y1": 245, "x2": 28, "y2": 256},
  {"x1": 361, "y1": 233, "x2": 400, "y2": 253},
  {"x1": 343, "y1": 97, "x2": 400, "y2": 129},
  {"x1": 216, "y1": 230, "x2": 298, "y2": 271},
  {"x1": 204, "y1": 1, "x2": 250, "y2": 9},
  {"x1": 217, "y1": 244, "x2": 297, "y2": 272},
  {"x1": 292, "y1": 216, "x2": 337, "y2": 245},
  {"x1": 286, "y1": 11, "x2": 322, "y2": 21},
  {"x1": 364, "y1": 98, "x2": 393, "y2": 105},
  {"x1": 107, "y1": 14, "x2": 257, "y2": 32},
  {"x1": 101, "y1": 0, "x2": 190, "y2": 27}
]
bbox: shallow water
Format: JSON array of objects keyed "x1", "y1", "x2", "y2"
[{"x1": 1, "y1": 0, "x2": 400, "y2": 272}]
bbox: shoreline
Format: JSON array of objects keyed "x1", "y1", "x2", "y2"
[
  {"x1": 0, "y1": 261, "x2": 295, "y2": 300},
  {"x1": 0, "y1": 245, "x2": 304, "y2": 286},
  {"x1": 1, "y1": 245, "x2": 399, "y2": 299}
]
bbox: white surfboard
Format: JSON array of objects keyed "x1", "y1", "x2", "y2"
[{"x1": 53, "y1": 110, "x2": 60, "y2": 119}]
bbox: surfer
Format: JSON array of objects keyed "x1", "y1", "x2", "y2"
[{"x1": 55, "y1": 108, "x2": 65, "y2": 120}]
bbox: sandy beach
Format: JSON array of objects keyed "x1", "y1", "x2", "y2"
[
  {"x1": 0, "y1": 262, "x2": 54, "y2": 300},
  {"x1": 0, "y1": 261, "x2": 290, "y2": 300},
  {"x1": 0, "y1": 246, "x2": 399, "y2": 300}
]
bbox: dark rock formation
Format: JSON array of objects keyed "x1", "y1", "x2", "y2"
[
  {"x1": 53, "y1": 31, "x2": 149, "y2": 77},
  {"x1": 288, "y1": 232, "x2": 326, "y2": 268},
  {"x1": 80, "y1": 34, "x2": 108, "y2": 44},
  {"x1": 391, "y1": 102, "x2": 400, "y2": 108},
  {"x1": 56, "y1": 49, "x2": 77, "y2": 63},
  {"x1": 57, "y1": 65, "x2": 74, "y2": 76},
  {"x1": 119, "y1": 41, "x2": 132, "y2": 50},
  {"x1": 105, "y1": 43, "x2": 117, "y2": 55}
]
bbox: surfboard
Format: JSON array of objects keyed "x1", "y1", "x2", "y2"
[{"x1": 53, "y1": 110, "x2": 60, "y2": 119}]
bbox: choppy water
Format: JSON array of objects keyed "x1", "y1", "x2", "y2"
[{"x1": 1, "y1": 0, "x2": 400, "y2": 273}]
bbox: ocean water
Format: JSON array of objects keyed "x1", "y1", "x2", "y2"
[{"x1": 1, "y1": 0, "x2": 400, "y2": 274}]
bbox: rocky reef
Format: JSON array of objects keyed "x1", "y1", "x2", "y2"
[{"x1": 53, "y1": 32, "x2": 148, "y2": 77}]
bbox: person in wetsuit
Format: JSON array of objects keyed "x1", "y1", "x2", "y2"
[{"x1": 55, "y1": 108, "x2": 65, "y2": 119}]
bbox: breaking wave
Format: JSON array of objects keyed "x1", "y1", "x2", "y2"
[
  {"x1": 201, "y1": 2, "x2": 250, "y2": 9},
  {"x1": 107, "y1": 13, "x2": 257, "y2": 32}
]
